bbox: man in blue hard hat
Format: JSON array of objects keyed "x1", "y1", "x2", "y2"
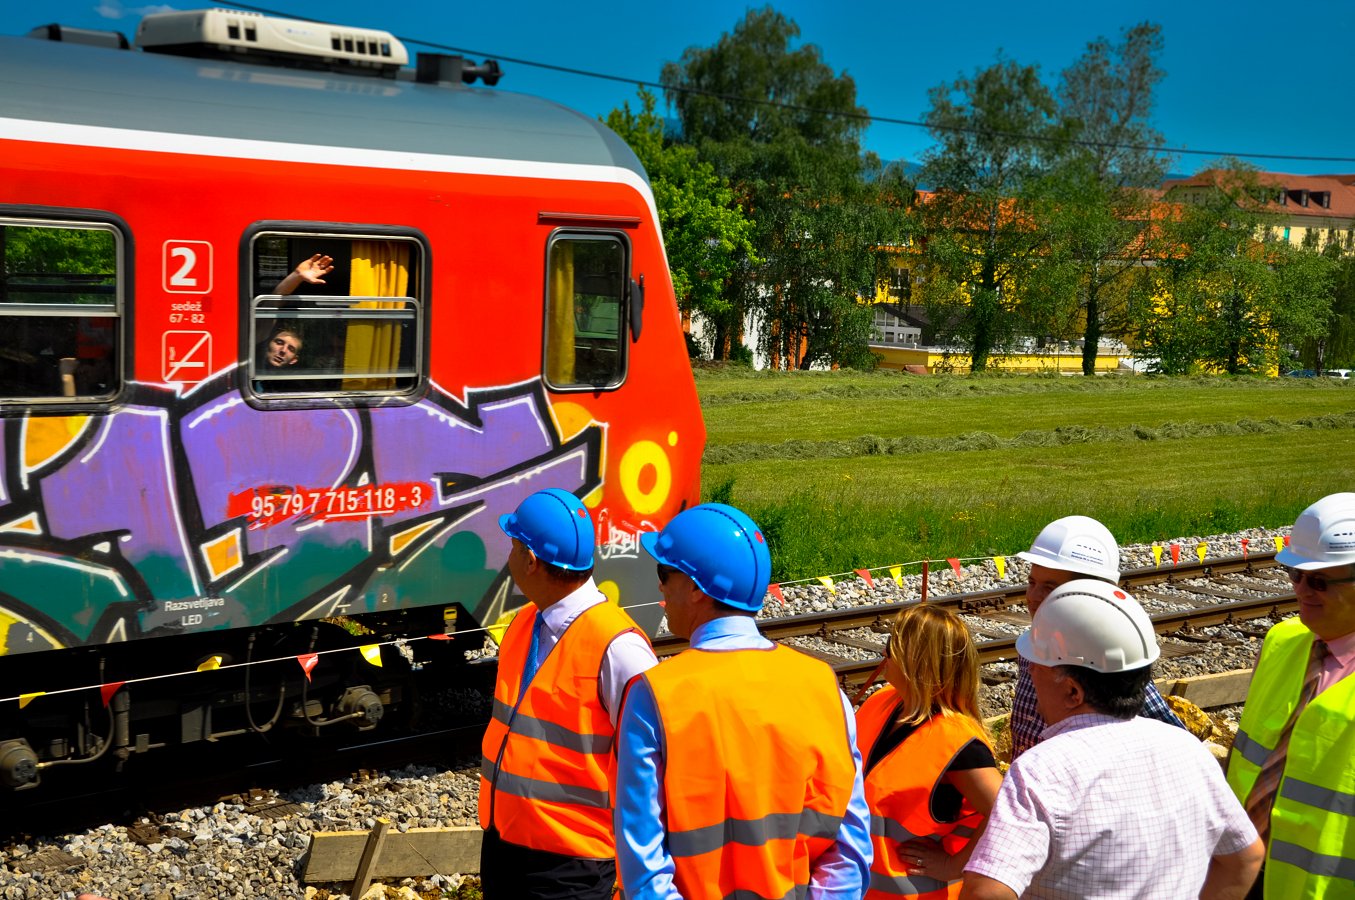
[
  {"x1": 613, "y1": 503, "x2": 872, "y2": 899},
  {"x1": 478, "y1": 488, "x2": 657, "y2": 899}
]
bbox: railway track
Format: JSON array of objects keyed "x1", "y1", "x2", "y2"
[{"x1": 652, "y1": 552, "x2": 1295, "y2": 689}]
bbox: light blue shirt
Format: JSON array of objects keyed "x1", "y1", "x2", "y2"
[
  {"x1": 614, "y1": 615, "x2": 872, "y2": 899},
  {"x1": 532, "y1": 578, "x2": 658, "y2": 726}
]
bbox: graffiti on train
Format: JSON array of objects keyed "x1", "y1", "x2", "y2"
[{"x1": 0, "y1": 375, "x2": 603, "y2": 655}]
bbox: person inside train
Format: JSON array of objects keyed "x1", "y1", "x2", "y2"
[
  {"x1": 1010, "y1": 514, "x2": 1183, "y2": 759},
  {"x1": 273, "y1": 252, "x2": 334, "y2": 294},
  {"x1": 855, "y1": 603, "x2": 1000, "y2": 898}
]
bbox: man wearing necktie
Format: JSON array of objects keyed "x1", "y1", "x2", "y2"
[
  {"x1": 478, "y1": 489, "x2": 657, "y2": 898},
  {"x1": 1227, "y1": 492, "x2": 1355, "y2": 898}
]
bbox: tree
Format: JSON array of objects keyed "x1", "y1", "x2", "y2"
[
  {"x1": 1142, "y1": 164, "x2": 1334, "y2": 374},
  {"x1": 604, "y1": 89, "x2": 757, "y2": 341},
  {"x1": 916, "y1": 59, "x2": 1061, "y2": 371},
  {"x1": 660, "y1": 7, "x2": 896, "y2": 368},
  {"x1": 1034, "y1": 23, "x2": 1168, "y2": 374},
  {"x1": 1301, "y1": 251, "x2": 1355, "y2": 369}
]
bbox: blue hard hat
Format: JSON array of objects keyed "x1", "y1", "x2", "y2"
[
  {"x1": 499, "y1": 489, "x2": 595, "y2": 571},
  {"x1": 641, "y1": 503, "x2": 771, "y2": 611}
]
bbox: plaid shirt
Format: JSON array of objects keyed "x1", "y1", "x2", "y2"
[{"x1": 1011, "y1": 656, "x2": 1185, "y2": 759}]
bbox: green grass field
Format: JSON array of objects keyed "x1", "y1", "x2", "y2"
[{"x1": 695, "y1": 370, "x2": 1355, "y2": 581}]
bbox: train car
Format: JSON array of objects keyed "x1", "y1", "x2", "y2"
[{"x1": 0, "y1": 9, "x2": 704, "y2": 790}]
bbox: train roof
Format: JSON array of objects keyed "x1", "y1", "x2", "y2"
[{"x1": 0, "y1": 30, "x2": 647, "y2": 181}]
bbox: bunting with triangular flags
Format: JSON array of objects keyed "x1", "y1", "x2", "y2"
[{"x1": 100, "y1": 682, "x2": 124, "y2": 708}]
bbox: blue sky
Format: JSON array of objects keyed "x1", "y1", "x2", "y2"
[{"x1": 11, "y1": 0, "x2": 1355, "y2": 177}]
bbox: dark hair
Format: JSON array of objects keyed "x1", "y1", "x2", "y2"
[
  {"x1": 1058, "y1": 663, "x2": 1153, "y2": 719},
  {"x1": 541, "y1": 560, "x2": 593, "y2": 584},
  {"x1": 713, "y1": 598, "x2": 756, "y2": 617}
]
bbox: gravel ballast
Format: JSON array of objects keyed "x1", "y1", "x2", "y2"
[{"x1": 0, "y1": 525, "x2": 1296, "y2": 899}]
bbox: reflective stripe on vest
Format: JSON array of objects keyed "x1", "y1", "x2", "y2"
[
  {"x1": 478, "y1": 599, "x2": 647, "y2": 858},
  {"x1": 668, "y1": 808, "x2": 845, "y2": 857},
  {"x1": 868, "y1": 870, "x2": 951, "y2": 897},
  {"x1": 855, "y1": 686, "x2": 992, "y2": 900},
  {"x1": 646, "y1": 644, "x2": 856, "y2": 900},
  {"x1": 490, "y1": 698, "x2": 615, "y2": 755},
  {"x1": 1229, "y1": 728, "x2": 1272, "y2": 768},
  {"x1": 1270, "y1": 839, "x2": 1355, "y2": 881},
  {"x1": 1227, "y1": 618, "x2": 1355, "y2": 898},
  {"x1": 479, "y1": 755, "x2": 611, "y2": 808}
]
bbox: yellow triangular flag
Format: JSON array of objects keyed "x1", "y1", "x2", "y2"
[
  {"x1": 1196, "y1": 543, "x2": 1208, "y2": 563},
  {"x1": 360, "y1": 644, "x2": 382, "y2": 667},
  {"x1": 1152, "y1": 545, "x2": 1163, "y2": 567},
  {"x1": 888, "y1": 565, "x2": 902, "y2": 587},
  {"x1": 19, "y1": 692, "x2": 45, "y2": 709},
  {"x1": 993, "y1": 556, "x2": 1006, "y2": 580},
  {"x1": 486, "y1": 606, "x2": 521, "y2": 646},
  {"x1": 1274, "y1": 536, "x2": 1284, "y2": 553},
  {"x1": 197, "y1": 655, "x2": 222, "y2": 672},
  {"x1": 817, "y1": 576, "x2": 835, "y2": 594}
]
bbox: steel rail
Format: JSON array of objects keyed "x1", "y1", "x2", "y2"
[{"x1": 652, "y1": 552, "x2": 1285, "y2": 658}]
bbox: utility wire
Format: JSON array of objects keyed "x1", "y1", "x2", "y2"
[{"x1": 217, "y1": 1, "x2": 1355, "y2": 166}]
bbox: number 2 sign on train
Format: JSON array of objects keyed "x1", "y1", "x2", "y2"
[{"x1": 0, "y1": 8, "x2": 703, "y2": 790}]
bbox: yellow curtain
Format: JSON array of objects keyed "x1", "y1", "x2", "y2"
[
  {"x1": 546, "y1": 243, "x2": 575, "y2": 384},
  {"x1": 343, "y1": 241, "x2": 409, "y2": 390}
]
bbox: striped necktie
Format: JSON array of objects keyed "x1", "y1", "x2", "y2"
[{"x1": 1244, "y1": 638, "x2": 1328, "y2": 845}]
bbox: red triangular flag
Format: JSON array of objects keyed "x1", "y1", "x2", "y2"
[
  {"x1": 1240, "y1": 538, "x2": 1250, "y2": 559},
  {"x1": 854, "y1": 569, "x2": 875, "y2": 589},
  {"x1": 426, "y1": 633, "x2": 452, "y2": 641},
  {"x1": 947, "y1": 558, "x2": 963, "y2": 580},
  {"x1": 768, "y1": 584, "x2": 786, "y2": 607},
  {"x1": 297, "y1": 653, "x2": 319, "y2": 682},
  {"x1": 1170, "y1": 543, "x2": 1180, "y2": 566},
  {"x1": 1284, "y1": 535, "x2": 1291, "y2": 547},
  {"x1": 100, "y1": 681, "x2": 124, "y2": 708}
]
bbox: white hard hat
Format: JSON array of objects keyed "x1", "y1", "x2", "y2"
[
  {"x1": 1016, "y1": 578, "x2": 1160, "y2": 672},
  {"x1": 1016, "y1": 515, "x2": 1121, "y2": 582},
  {"x1": 1276, "y1": 492, "x2": 1355, "y2": 570}
]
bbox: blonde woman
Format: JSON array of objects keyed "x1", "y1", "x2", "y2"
[{"x1": 855, "y1": 604, "x2": 1001, "y2": 899}]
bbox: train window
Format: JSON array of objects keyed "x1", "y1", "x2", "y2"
[
  {"x1": 0, "y1": 219, "x2": 120, "y2": 402},
  {"x1": 248, "y1": 233, "x2": 422, "y2": 397},
  {"x1": 544, "y1": 233, "x2": 628, "y2": 391}
]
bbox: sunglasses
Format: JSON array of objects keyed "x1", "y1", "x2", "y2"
[
  {"x1": 1286, "y1": 566, "x2": 1355, "y2": 592},
  {"x1": 656, "y1": 563, "x2": 681, "y2": 584}
]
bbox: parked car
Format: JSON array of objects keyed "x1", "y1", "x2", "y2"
[
  {"x1": 1284, "y1": 368, "x2": 1317, "y2": 378},
  {"x1": 1325, "y1": 369, "x2": 1352, "y2": 380}
]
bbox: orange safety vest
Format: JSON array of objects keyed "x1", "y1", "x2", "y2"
[
  {"x1": 856, "y1": 686, "x2": 993, "y2": 900},
  {"x1": 479, "y1": 599, "x2": 646, "y2": 858},
  {"x1": 644, "y1": 643, "x2": 857, "y2": 900}
]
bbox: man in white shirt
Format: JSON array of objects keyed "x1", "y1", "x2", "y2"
[
  {"x1": 478, "y1": 488, "x2": 657, "y2": 899},
  {"x1": 962, "y1": 579, "x2": 1263, "y2": 900}
]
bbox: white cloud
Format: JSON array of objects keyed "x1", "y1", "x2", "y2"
[{"x1": 95, "y1": 1, "x2": 177, "y2": 19}]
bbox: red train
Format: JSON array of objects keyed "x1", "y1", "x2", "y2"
[{"x1": 0, "y1": 8, "x2": 703, "y2": 790}]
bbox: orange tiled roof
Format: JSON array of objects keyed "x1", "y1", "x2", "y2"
[{"x1": 1162, "y1": 170, "x2": 1355, "y2": 219}]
